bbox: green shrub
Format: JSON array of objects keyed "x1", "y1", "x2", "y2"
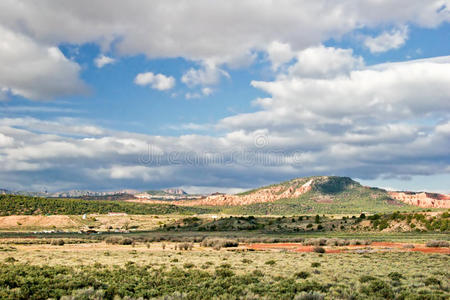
[
  {"x1": 104, "y1": 236, "x2": 133, "y2": 245},
  {"x1": 60, "y1": 287, "x2": 105, "y2": 300},
  {"x1": 178, "y1": 242, "x2": 193, "y2": 251},
  {"x1": 183, "y1": 263, "x2": 195, "y2": 269},
  {"x1": 312, "y1": 246, "x2": 325, "y2": 253},
  {"x1": 215, "y1": 268, "x2": 234, "y2": 277},
  {"x1": 311, "y1": 262, "x2": 321, "y2": 268},
  {"x1": 314, "y1": 215, "x2": 320, "y2": 224},
  {"x1": 425, "y1": 240, "x2": 449, "y2": 247},
  {"x1": 359, "y1": 275, "x2": 377, "y2": 283},
  {"x1": 295, "y1": 271, "x2": 310, "y2": 279},
  {"x1": 4, "y1": 257, "x2": 17, "y2": 263},
  {"x1": 294, "y1": 292, "x2": 324, "y2": 300},
  {"x1": 265, "y1": 260, "x2": 276, "y2": 265},
  {"x1": 360, "y1": 279, "x2": 394, "y2": 299},
  {"x1": 50, "y1": 239, "x2": 65, "y2": 246},
  {"x1": 200, "y1": 238, "x2": 238, "y2": 250},
  {"x1": 304, "y1": 238, "x2": 327, "y2": 246},
  {"x1": 388, "y1": 272, "x2": 403, "y2": 281},
  {"x1": 424, "y1": 277, "x2": 441, "y2": 286}
]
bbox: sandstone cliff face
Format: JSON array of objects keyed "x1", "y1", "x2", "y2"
[
  {"x1": 132, "y1": 176, "x2": 449, "y2": 209},
  {"x1": 176, "y1": 178, "x2": 314, "y2": 206},
  {"x1": 388, "y1": 191, "x2": 450, "y2": 208}
]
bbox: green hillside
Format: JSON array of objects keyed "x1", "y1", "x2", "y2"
[
  {"x1": 0, "y1": 195, "x2": 209, "y2": 216},
  {"x1": 225, "y1": 176, "x2": 422, "y2": 215}
]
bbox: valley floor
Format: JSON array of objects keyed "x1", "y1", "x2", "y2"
[
  {"x1": 0, "y1": 212, "x2": 448, "y2": 299},
  {"x1": 0, "y1": 233, "x2": 449, "y2": 299}
]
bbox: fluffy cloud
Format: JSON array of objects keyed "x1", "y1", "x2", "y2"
[
  {"x1": 0, "y1": 1, "x2": 449, "y2": 191},
  {"x1": 185, "y1": 87, "x2": 214, "y2": 99},
  {"x1": 364, "y1": 26, "x2": 409, "y2": 53},
  {"x1": 94, "y1": 54, "x2": 115, "y2": 68},
  {"x1": 216, "y1": 50, "x2": 450, "y2": 183},
  {"x1": 1, "y1": 79, "x2": 449, "y2": 192},
  {"x1": 0, "y1": 1, "x2": 448, "y2": 101},
  {"x1": 134, "y1": 72, "x2": 175, "y2": 91},
  {"x1": 1, "y1": 52, "x2": 449, "y2": 191},
  {"x1": 181, "y1": 62, "x2": 229, "y2": 87},
  {"x1": 0, "y1": 26, "x2": 86, "y2": 100},
  {"x1": 0, "y1": 133, "x2": 14, "y2": 147},
  {"x1": 221, "y1": 55, "x2": 450, "y2": 133},
  {"x1": 286, "y1": 45, "x2": 364, "y2": 78},
  {"x1": 1, "y1": 1, "x2": 447, "y2": 61},
  {"x1": 267, "y1": 41, "x2": 295, "y2": 70}
]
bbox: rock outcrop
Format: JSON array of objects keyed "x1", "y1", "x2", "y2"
[
  {"x1": 388, "y1": 191, "x2": 450, "y2": 208},
  {"x1": 176, "y1": 178, "x2": 315, "y2": 206},
  {"x1": 176, "y1": 176, "x2": 449, "y2": 209}
]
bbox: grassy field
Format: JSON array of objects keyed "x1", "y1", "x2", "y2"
[{"x1": 0, "y1": 238, "x2": 448, "y2": 299}]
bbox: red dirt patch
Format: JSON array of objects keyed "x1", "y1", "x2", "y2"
[
  {"x1": 370, "y1": 242, "x2": 400, "y2": 247},
  {"x1": 410, "y1": 247, "x2": 450, "y2": 254},
  {"x1": 247, "y1": 243, "x2": 303, "y2": 250}
]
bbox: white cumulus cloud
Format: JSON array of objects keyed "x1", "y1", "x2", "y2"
[
  {"x1": 0, "y1": 1, "x2": 448, "y2": 100},
  {"x1": 267, "y1": 41, "x2": 295, "y2": 70},
  {"x1": 181, "y1": 62, "x2": 229, "y2": 87},
  {"x1": 134, "y1": 72, "x2": 175, "y2": 91},
  {"x1": 0, "y1": 25, "x2": 86, "y2": 100},
  {"x1": 364, "y1": 26, "x2": 409, "y2": 53},
  {"x1": 94, "y1": 54, "x2": 115, "y2": 68},
  {"x1": 287, "y1": 45, "x2": 364, "y2": 78}
]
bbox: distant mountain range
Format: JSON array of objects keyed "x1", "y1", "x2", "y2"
[{"x1": 0, "y1": 188, "x2": 188, "y2": 198}]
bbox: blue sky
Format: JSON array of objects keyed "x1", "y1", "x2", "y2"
[{"x1": 0, "y1": 1, "x2": 449, "y2": 193}]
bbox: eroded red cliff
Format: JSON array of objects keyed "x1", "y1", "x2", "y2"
[{"x1": 388, "y1": 191, "x2": 450, "y2": 208}]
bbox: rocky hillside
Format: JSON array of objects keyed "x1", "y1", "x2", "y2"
[
  {"x1": 388, "y1": 191, "x2": 450, "y2": 208},
  {"x1": 174, "y1": 176, "x2": 447, "y2": 214},
  {"x1": 178, "y1": 177, "x2": 319, "y2": 206},
  {"x1": 180, "y1": 176, "x2": 374, "y2": 206}
]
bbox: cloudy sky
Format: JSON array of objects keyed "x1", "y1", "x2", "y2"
[{"x1": 0, "y1": 0, "x2": 449, "y2": 193}]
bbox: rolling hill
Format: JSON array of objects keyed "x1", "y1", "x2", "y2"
[
  {"x1": 175, "y1": 176, "x2": 447, "y2": 214},
  {"x1": 0, "y1": 194, "x2": 209, "y2": 216}
]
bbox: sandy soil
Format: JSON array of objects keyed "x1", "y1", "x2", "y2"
[
  {"x1": 0, "y1": 214, "x2": 178, "y2": 231},
  {"x1": 0, "y1": 215, "x2": 78, "y2": 229}
]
